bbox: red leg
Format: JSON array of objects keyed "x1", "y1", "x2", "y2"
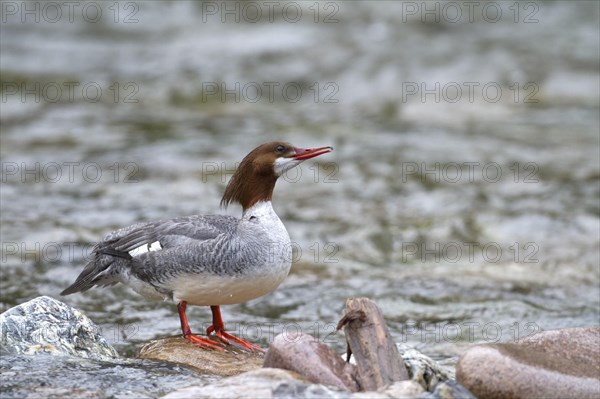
[
  {"x1": 206, "y1": 305, "x2": 263, "y2": 352},
  {"x1": 177, "y1": 301, "x2": 224, "y2": 350}
]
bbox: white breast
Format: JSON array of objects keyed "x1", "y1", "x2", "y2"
[
  {"x1": 169, "y1": 201, "x2": 292, "y2": 306},
  {"x1": 168, "y1": 271, "x2": 290, "y2": 306}
]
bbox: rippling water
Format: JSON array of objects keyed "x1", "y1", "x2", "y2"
[{"x1": 2, "y1": 0, "x2": 599, "y2": 374}]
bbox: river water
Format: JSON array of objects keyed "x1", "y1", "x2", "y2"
[{"x1": 1, "y1": 0, "x2": 599, "y2": 394}]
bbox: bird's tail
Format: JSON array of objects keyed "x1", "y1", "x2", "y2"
[{"x1": 61, "y1": 251, "x2": 128, "y2": 295}]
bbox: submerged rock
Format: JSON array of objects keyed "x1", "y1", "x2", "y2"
[
  {"x1": 456, "y1": 326, "x2": 600, "y2": 399},
  {"x1": 1, "y1": 352, "x2": 208, "y2": 399},
  {"x1": 161, "y1": 367, "x2": 467, "y2": 399},
  {"x1": 263, "y1": 332, "x2": 359, "y2": 391},
  {"x1": 139, "y1": 337, "x2": 264, "y2": 377},
  {"x1": 161, "y1": 337, "x2": 473, "y2": 398},
  {"x1": 0, "y1": 296, "x2": 118, "y2": 361},
  {"x1": 160, "y1": 368, "x2": 350, "y2": 399}
]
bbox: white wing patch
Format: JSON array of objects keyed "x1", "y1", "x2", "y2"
[{"x1": 128, "y1": 241, "x2": 163, "y2": 257}]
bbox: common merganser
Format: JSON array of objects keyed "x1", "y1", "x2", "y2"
[{"x1": 61, "y1": 142, "x2": 332, "y2": 352}]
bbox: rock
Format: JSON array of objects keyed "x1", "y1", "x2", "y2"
[
  {"x1": 432, "y1": 380, "x2": 476, "y2": 399},
  {"x1": 139, "y1": 337, "x2": 263, "y2": 377},
  {"x1": 380, "y1": 380, "x2": 426, "y2": 398},
  {"x1": 161, "y1": 367, "x2": 431, "y2": 399},
  {"x1": 271, "y1": 380, "x2": 354, "y2": 399},
  {"x1": 383, "y1": 346, "x2": 472, "y2": 397},
  {"x1": 160, "y1": 368, "x2": 352, "y2": 399},
  {"x1": 398, "y1": 345, "x2": 453, "y2": 391},
  {"x1": 351, "y1": 393, "x2": 391, "y2": 399},
  {"x1": 0, "y1": 296, "x2": 118, "y2": 361},
  {"x1": 1, "y1": 352, "x2": 206, "y2": 399},
  {"x1": 263, "y1": 332, "x2": 359, "y2": 391},
  {"x1": 338, "y1": 298, "x2": 410, "y2": 390},
  {"x1": 456, "y1": 327, "x2": 600, "y2": 399}
]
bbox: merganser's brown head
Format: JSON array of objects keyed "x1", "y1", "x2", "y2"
[{"x1": 221, "y1": 141, "x2": 333, "y2": 211}]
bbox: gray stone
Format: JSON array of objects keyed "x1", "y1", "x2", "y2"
[
  {"x1": 263, "y1": 332, "x2": 360, "y2": 391},
  {"x1": 380, "y1": 380, "x2": 426, "y2": 398},
  {"x1": 160, "y1": 349, "x2": 467, "y2": 399},
  {"x1": 160, "y1": 368, "x2": 352, "y2": 399},
  {"x1": 456, "y1": 327, "x2": 600, "y2": 399},
  {"x1": 272, "y1": 380, "x2": 353, "y2": 399},
  {"x1": 350, "y1": 392, "x2": 392, "y2": 399},
  {"x1": 0, "y1": 296, "x2": 118, "y2": 361},
  {"x1": 398, "y1": 345, "x2": 453, "y2": 391},
  {"x1": 139, "y1": 336, "x2": 263, "y2": 376},
  {"x1": 1, "y1": 352, "x2": 208, "y2": 399},
  {"x1": 432, "y1": 380, "x2": 476, "y2": 399}
]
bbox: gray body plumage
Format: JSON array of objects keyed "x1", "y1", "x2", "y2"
[{"x1": 62, "y1": 202, "x2": 292, "y2": 306}]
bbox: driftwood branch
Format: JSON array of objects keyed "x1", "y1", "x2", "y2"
[{"x1": 338, "y1": 297, "x2": 409, "y2": 391}]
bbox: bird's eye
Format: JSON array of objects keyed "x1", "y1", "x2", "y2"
[{"x1": 276, "y1": 145, "x2": 286, "y2": 153}]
